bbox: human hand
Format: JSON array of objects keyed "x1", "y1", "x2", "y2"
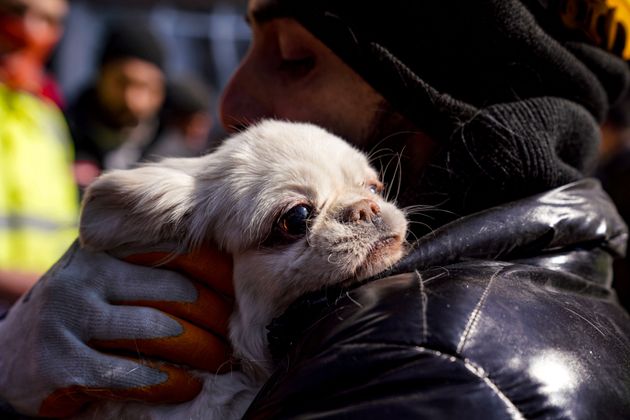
[{"x1": 0, "y1": 241, "x2": 234, "y2": 417}]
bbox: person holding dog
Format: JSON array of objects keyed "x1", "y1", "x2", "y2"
[{"x1": 1, "y1": 0, "x2": 629, "y2": 418}]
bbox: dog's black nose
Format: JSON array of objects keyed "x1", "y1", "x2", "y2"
[{"x1": 341, "y1": 199, "x2": 381, "y2": 224}]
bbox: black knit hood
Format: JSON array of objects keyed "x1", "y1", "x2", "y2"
[{"x1": 273, "y1": 0, "x2": 630, "y2": 223}]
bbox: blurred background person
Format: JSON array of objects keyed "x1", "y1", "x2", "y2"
[
  {"x1": 148, "y1": 75, "x2": 215, "y2": 159},
  {"x1": 0, "y1": 0, "x2": 78, "y2": 307},
  {"x1": 54, "y1": 1, "x2": 249, "y2": 131},
  {"x1": 65, "y1": 21, "x2": 167, "y2": 189},
  {"x1": 0, "y1": 0, "x2": 67, "y2": 106},
  {"x1": 596, "y1": 91, "x2": 630, "y2": 311}
]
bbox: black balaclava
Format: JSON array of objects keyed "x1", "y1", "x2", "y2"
[{"x1": 274, "y1": 0, "x2": 630, "y2": 227}]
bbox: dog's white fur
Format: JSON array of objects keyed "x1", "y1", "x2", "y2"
[{"x1": 77, "y1": 120, "x2": 408, "y2": 419}]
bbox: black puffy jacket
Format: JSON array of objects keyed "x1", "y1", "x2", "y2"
[{"x1": 245, "y1": 179, "x2": 630, "y2": 419}]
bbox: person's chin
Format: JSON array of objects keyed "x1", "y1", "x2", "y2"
[{"x1": 116, "y1": 115, "x2": 142, "y2": 129}]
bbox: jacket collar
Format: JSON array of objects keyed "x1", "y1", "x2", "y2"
[
  {"x1": 267, "y1": 178, "x2": 627, "y2": 362},
  {"x1": 393, "y1": 178, "x2": 626, "y2": 280}
]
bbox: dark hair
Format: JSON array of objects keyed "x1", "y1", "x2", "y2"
[
  {"x1": 165, "y1": 76, "x2": 213, "y2": 117},
  {"x1": 100, "y1": 20, "x2": 165, "y2": 71}
]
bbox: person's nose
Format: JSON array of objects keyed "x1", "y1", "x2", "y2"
[
  {"x1": 219, "y1": 55, "x2": 273, "y2": 133},
  {"x1": 124, "y1": 86, "x2": 148, "y2": 115}
]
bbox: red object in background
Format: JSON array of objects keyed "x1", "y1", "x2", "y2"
[
  {"x1": 73, "y1": 160, "x2": 102, "y2": 189},
  {"x1": 0, "y1": 10, "x2": 65, "y2": 106},
  {"x1": 40, "y1": 74, "x2": 65, "y2": 108}
]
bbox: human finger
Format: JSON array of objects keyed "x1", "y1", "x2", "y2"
[
  {"x1": 123, "y1": 244, "x2": 234, "y2": 297},
  {"x1": 87, "y1": 304, "x2": 232, "y2": 372},
  {"x1": 38, "y1": 358, "x2": 203, "y2": 418}
]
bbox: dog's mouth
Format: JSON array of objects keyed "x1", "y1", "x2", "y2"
[
  {"x1": 353, "y1": 234, "x2": 405, "y2": 280},
  {"x1": 370, "y1": 234, "x2": 401, "y2": 252}
]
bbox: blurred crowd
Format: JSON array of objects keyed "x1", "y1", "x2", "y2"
[
  {"x1": 0, "y1": 0, "x2": 246, "y2": 309},
  {"x1": 0, "y1": 0, "x2": 629, "y2": 311}
]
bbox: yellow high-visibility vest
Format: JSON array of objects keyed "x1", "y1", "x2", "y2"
[{"x1": 0, "y1": 84, "x2": 78, "y2": 273}]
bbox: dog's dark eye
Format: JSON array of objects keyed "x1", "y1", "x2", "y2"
[{"x1": 278, "y1": 205, "x2": 312, "y2": 237}]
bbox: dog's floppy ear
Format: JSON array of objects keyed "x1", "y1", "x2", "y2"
[{"x1": 79, "y1": 159, "x2": 198, "y2": 252}]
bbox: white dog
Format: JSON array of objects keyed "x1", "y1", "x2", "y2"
[{"x1": 78, "y1": 120, "x2": 408, "y2": 419}]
